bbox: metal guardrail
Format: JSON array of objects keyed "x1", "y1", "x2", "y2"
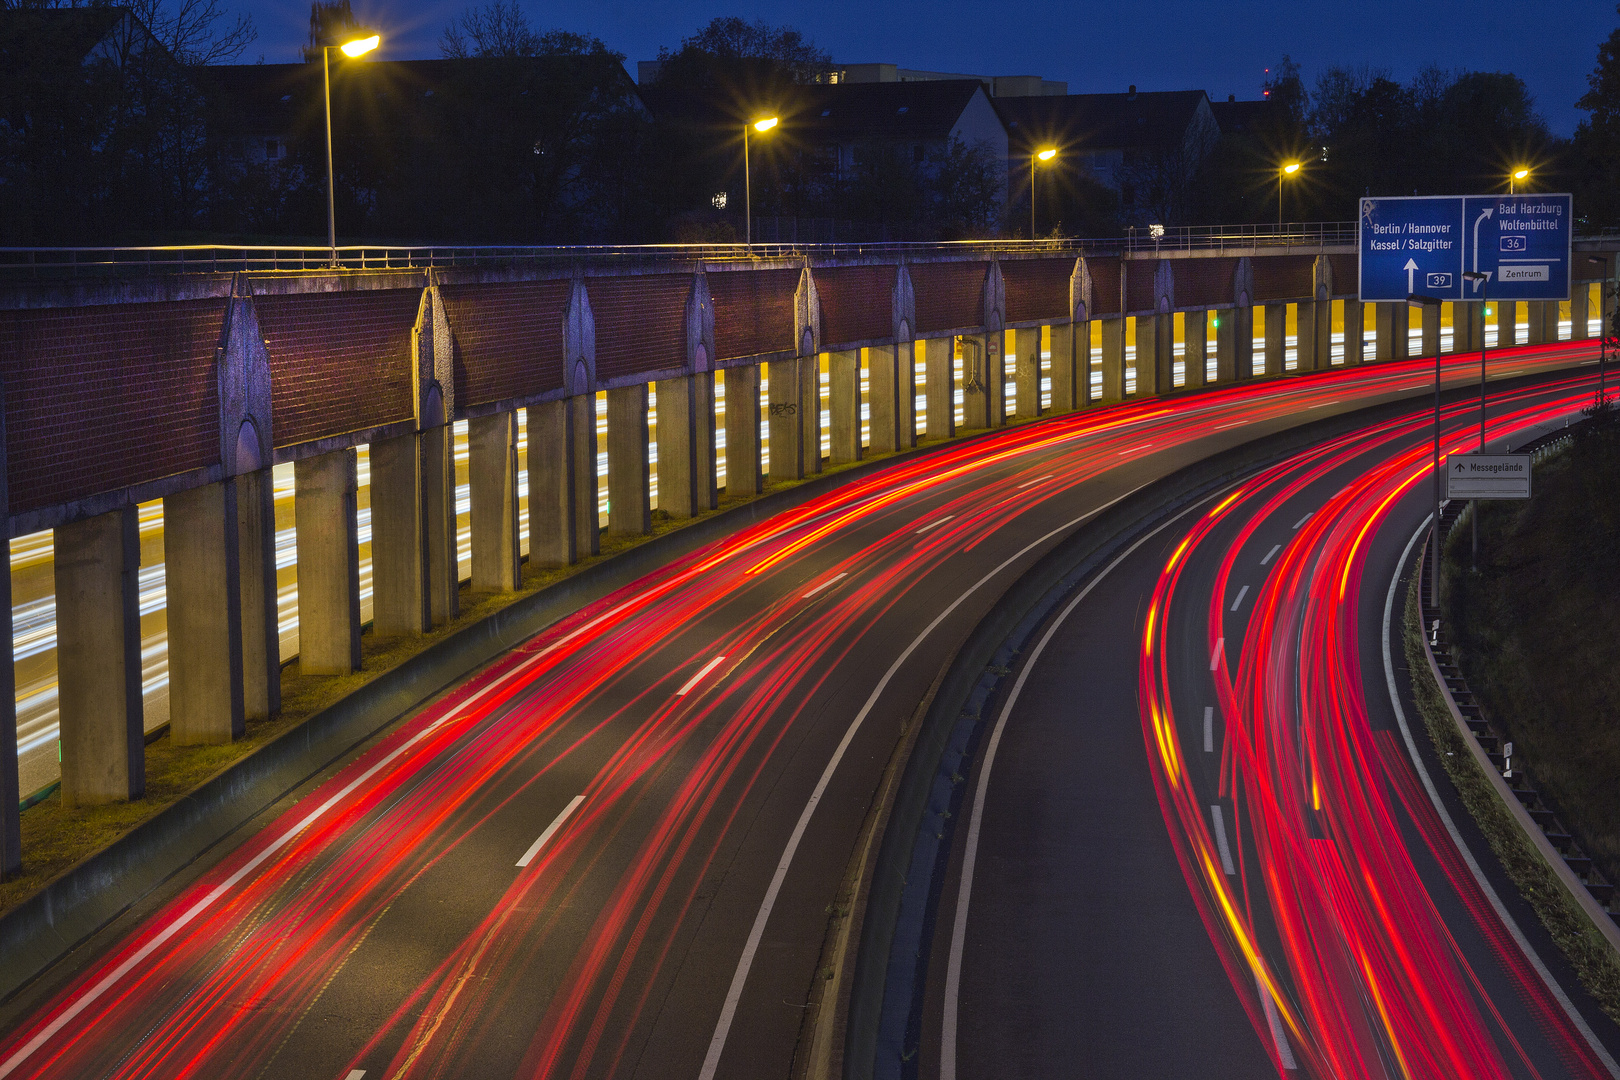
[{"x1": 0, "y1": 222, "x2": 1366, "y2": 279}]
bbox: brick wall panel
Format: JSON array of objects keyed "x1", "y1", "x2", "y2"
[
  {"x1": 815, "y1": 265, "x2": 894, "y2": 346},
  {"x1": 1175, "y1": 257, "x2": 1239, "y2": 309},
  {"x1": 1125, "y1": 259, "x2": 1160, "y2": 314},
  {"x1": 1086, "y1": 258, "x2": 1121, "y2": 317},
  {"x1": 257, "y1": 289, "x2": 419, "y2": 447},
  {"x1": 440, "y1": 280, "x2": 571, "y2": 406},
  {"x1": 1251, "y1": 255, "x2": 1316, "y2": 302},
  {"x1": 590, "y1": 274, "x2": 689, "y2": 381},
  {"x1": 910, "y1": 261, "x2": 989, "y2": 333},
  {"x1": 1, "y1": 300, "x2": 224, "y2": 516},
  {"x1": 1002, "y1": 259, "x2": 1074, "y2": 324},
  {"x1": 709, "y1": 269, "x2": 797, "y2": 360}
]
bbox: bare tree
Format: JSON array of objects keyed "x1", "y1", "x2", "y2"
[
  {"x1": 128, "y1": 0, "x2": 253, "y2": 65},
  {"x1": 441, "y1": 0, "x2": 537, "y2": 59}
]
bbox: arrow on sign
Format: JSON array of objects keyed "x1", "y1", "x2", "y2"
[
  {"x1": 1405, "y1": 258, "x2": 1419, "y2": 293},
  {"x1": 1472, "y1": 206, "x2": 1494, "y2": 276},
  {"x1": 1455, "y1": 462, "x2": 1465, "y2": 472}
]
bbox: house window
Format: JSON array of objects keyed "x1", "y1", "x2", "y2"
[{"x1": 264, "y1": 138, "x2": 281, "y2": 160}]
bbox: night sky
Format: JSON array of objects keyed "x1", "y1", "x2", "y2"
[{"x1": 234, "y1": 0, "x2": 1613, "y2": 137}]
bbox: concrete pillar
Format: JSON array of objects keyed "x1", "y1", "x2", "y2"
[
  {"x1": 867, "y1": 344, "x2": 908, "y2": 454},
  {"x1": 0, "y1": 437, "x2": 14, "y2": 873},
  {"x1": 163, "y1": 481, "x2": 244, "y2": 745},
  {"x1": 657, "y1": 373, "x2": 717, "y2": 517},
  {"x1": 1135, "y1": 314, "x2": 1172, "y2": 396},
  {"x1": 526, "y1": 401, "x2": 574, "y2": 566},
  {"x1": 371, "y1": 433, "x2": 429, "y2": 636},
  {"x1": 572, "y1": 396, "x2": 600, "y2": 556},
  {"x1": 1453, "y1": 302, "x2": 1484, "y2": 354},
  {"x1": 1049, "y1": 323, "x2": 1077, "y2": 410},
  {"x1": 1296, "y1": 301, "x2": 1329, "y2": 370},
  {"x1": 1184, "y1": 311, "x2": 1208, "y2": 387},
  {"x1": 422, "y1": 424, "x2": 459, "y2": 621},
  {"x1": 724, "y1": 365, "x2": 763, "y2": 495},
  {"x1": 606, "y1": 384, "x2": 651, "y2": 535},
  {"x1": 468, "y1": 412, "x2": 520, "y2": 590},
  {"x1": 1262, "y1": 303, "x2": 1287, "y2": 375},
  {"x1": 924, "y1": 337, "x2": 955, "y2": 440},
  {"x1": 1571, "y1": 284, "x2": 1591, "y2": 341},
  {"x1": 1100, "y1": 317, "x2": 1125, "y2": 402},
  {"x1": 54, "y1": 506, "x2": 143, "y2": 807},
  {"x1": 828, "y1": 349, "x2": 862, "y2": 463},
  {"x1": 1341, "y1": 300, "x2": 1364, "y2": 365},
  {"x1": 1419, "y1": 301, "x2": 1442, "y2": 358},
  {"x1": 769, "y1": 358, "x2": 807, "y2": 480},
  {"x1": 1216, "y1": 306, "x2": 1252, "y2": 381},
  {"x1": 1527, "y1": 301, "x2": 1554, "y2": 345},
  {"x1": 1497, "y1": 301, "x2": 1518, "y2": 347},
  {"x1": 295, "y1": 449, "x2": 361, "y2": 675},
  {"x1": 961, "y1": 337, "x2": 989, "y2": 428},
  {"x1": 1014, "y1": 326, "x2": 1041, "y2": 418},
  {"x1": 1076, "y1": 320, "x2": 1094, "y2": 402},
  {"x1": 802, "y1": 356, "x2": 824, "y2": 473},
  {"x1": 1375, "y1": 302, "x2": 1408, "y2": 361},
  {"x1": 236, "y1": 467, "x2": 280, "y2": 721},
  {"x1": 986, "y1": 329, "x2": 1007, "y2": 426}
]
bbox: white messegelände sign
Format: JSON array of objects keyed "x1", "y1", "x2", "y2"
[{"x1": 1445, "y1": 454, "x2": 1532, "y2": 499}]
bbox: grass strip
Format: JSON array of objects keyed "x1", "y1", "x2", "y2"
[{"x1": 1403, "y1": 568, "x2": 1620, "y2": 1024}]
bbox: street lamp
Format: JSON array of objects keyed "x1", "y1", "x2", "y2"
[
  {"x1": 1590, "y1": 255, "x2": 1611, "y2": 408},
  {"x1": 1463, "y1": 270, "x2": 1492, "y2": 569},
  {"x1": 744, "y1": 116, "x2": 778, "y2": 251},
  {"x1": 323, "y1": 32, "x2": 379, "y2": 267},
  {"x1": 1031, "y1": 147, "x2": 1056, "y2": 240},
  {"x1": 1409, "y1": 291, "x2": 1444, "y2": 599},
  {"x1": 1278, "y1": 161, "x2": 1300, "y2": 231},
  {"x1": 1510, "y1": 167, "x2": 1530, "y2": 195}
]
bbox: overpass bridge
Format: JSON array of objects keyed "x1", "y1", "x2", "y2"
[{"x1": 1, "y1": 227, "x2": 1616, "y2": 876}]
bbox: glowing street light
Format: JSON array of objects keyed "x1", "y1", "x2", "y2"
[
  {"x1": 1510, "y1": 167, "x2": 1530, "y2": 195},
  {"x1": 744, "y1": 115, "x2": 779, "y2": 250},
  {"x1": 323, "y1": 32, "x2": 380, "y2": 266},
  {"x1": 1031, "y1": 147, "x2": 1057, "y2": 239},
  {"x1": 1278, "y1": 161, "x2": 1301, "y2": 230}
]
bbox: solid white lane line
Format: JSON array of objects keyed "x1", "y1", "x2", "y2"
[
  {"x1": 676, "y1": 655, "x2": 727, "y2": 697},
  {"x1": 1210, "y1": 637, "x2": 1224, "y2": 671},
  {"x1": 801, "y1": 572, "x2": 848, "y2": 599},
  {"x1": 1203, "y1": 706, "x2": 1215, "y2": 753},
  {"x1": 1382, "y1": 517, "x2": 1620, "y2": 1078},
  {"x1": 938, "y1": 488, "x2": 1226, "y2": 1080},
  {"x1": 1215, "y1": 420, "x2": 1247, "y2": 430},
  {"x1": 516, "y1": 795, "x2": 586, "y2": 868},
  {"x1": 1211, "y1": 805, "x2": 1237, "y2": 875},
  {"x1": 347, "y1": 1071, "x2": 367, "y2": 1080},
  {"x1": 1292, "y1": 512, "x2": 1312, "y2": 530},
  {"x1": 1118, "y1": 442, "x2": 1154, "y2": 456},
  {"x1": 1256, "y1": 973, "x2": 1300, "y2": 1069},
  {"x1": 1230, "y1": 585, "x2": 1250, "y2": 612},
  {"x1": 1016, "y1": 474, "x2": 1054, "y2": 489},
  {"x1": 703, "y1": 484, "x2": 1158, "y2": 1080},
  {"x1": 914, "y1": 515, "x2": 955, "y2": 535},
  {"x1": 1261, "y1": 544, "x2": 1282, "y2": 565}
]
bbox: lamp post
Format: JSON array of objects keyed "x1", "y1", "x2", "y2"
[
  {"x1": 1510, "y1": 167, "x2": 1529, "y2": 195},
  {"x1": 1278, "y1": 161, "x2": 1300, "y2": 231},
  {"x1": 1031, "y1": 147, "x2": 1056, "y2": 239},
  {"x1": 1463, "y1": 271, "x2": 1490, "y2": 569},
  {"x1": 323, "y1": 32, "x2": 379, "y2": 267},
  {"x1": 744, "y1": 116, "x2": 778, "y2": 251},
  {"x1": 1409, "y1": 291, "x2": 1443, "y2": 601},
  {"x1": 1589, "y1": 255, "x2": 1610, "y2": 409}
]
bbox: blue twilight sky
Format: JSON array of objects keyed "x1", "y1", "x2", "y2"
[{"x1": 232, "y1": 0, "x2": 1614, "y2": 137}]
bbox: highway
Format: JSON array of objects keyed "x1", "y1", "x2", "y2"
[
  {"x1": 0, "y1": 337, "x2": 1600, "y2": 1080},
  {"x1": 926, "y1": 372, "x2": 1620, "y2": 1077}
]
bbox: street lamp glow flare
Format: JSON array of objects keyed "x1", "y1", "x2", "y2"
[
  {"x1": 340, "y1": 35, "x2": 379, "y2": 57},
  {"x1": 753, "y1": 117, "x2": 778, "y2": 133}
]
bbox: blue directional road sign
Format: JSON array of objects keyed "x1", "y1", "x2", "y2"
[{"x1": 1358, "y1": 193, "x2": 1571, "y2": 303}]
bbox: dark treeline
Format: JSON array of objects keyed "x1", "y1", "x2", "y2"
[{"x1": 4, "y1": 1, "x2": 1620, "y2": 244}]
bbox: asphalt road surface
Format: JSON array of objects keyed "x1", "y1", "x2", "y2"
[
  {"x1": 926, "y1": 368, "x2": 1620, "y2": 1079},
  {"x1": 0, "y1": 339, "x2": 1602, "y2": 1080}
]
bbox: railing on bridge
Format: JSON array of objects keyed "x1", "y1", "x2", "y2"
[{"x1": 0, "y1": 222, "x2": 1367, "y2": 279}]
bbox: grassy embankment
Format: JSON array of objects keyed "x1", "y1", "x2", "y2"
[{"x1": 1401, "y1": 411, "x2": 1620, "y2": 1022}]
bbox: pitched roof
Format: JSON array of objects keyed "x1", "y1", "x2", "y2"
[
  {"x1": 994, "y1": 90, "x2": 1209, "y2": 154},
  {"x1": 0, "y1": 6, "x2": 137, "y2": 66},
  {"x1": 786, "y1": 80, "x2": 986, "y2": 142}
]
